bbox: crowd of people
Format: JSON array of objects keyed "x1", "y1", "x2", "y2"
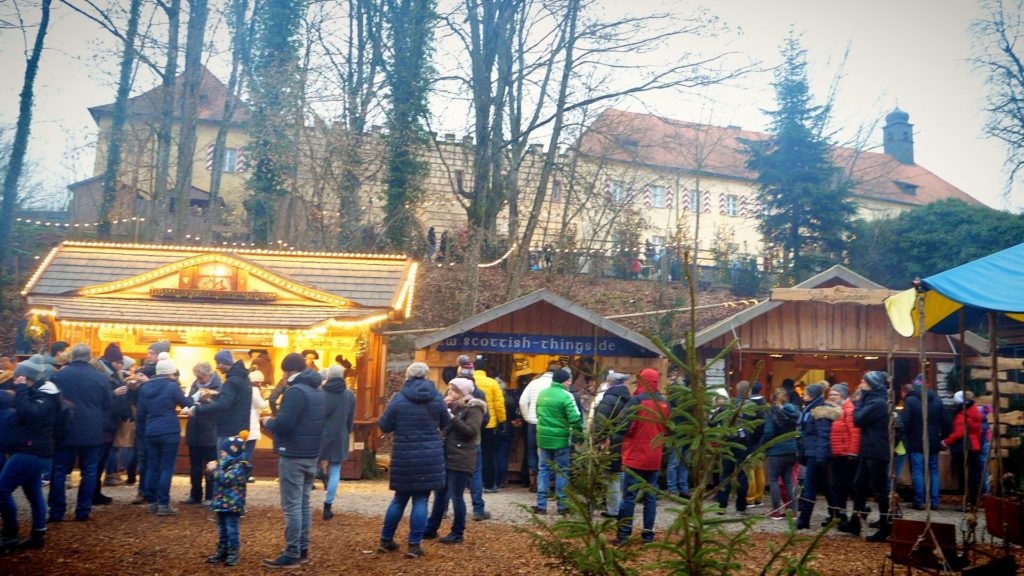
[{"x1": 0, "y1": 342, "x2": 356, "y2": 569}]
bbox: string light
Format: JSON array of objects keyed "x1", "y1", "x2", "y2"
[
  {"x1": 392, "y1": 262, "x2": 419, "y2": 315},
  {"x1": 15, "y1": 216, "x2": 146, "y2": 228},
  {"x1": 61, "y1": 240, "x2": 408, "y2": 260},
  {"x1": 20, "y1": 246, "x2": 60, "y2": 296}
]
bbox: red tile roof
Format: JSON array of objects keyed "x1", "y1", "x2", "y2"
[
  {"x1": 89, "y1": 66, "x2": 249, "y2": 125},
  {"x1": 577, "y1": 108, "x2": 982, "y2": 207}
]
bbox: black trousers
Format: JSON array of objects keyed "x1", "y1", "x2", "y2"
[
  {"x1": 852, "y1": 456, "x2": 890, "y2": 521},
  {"x1": 716, "y1": 448, "x2": 749, "y2": 512},
  {"x1": 94, "y1": 441, "x2": 113, "y2": 497},
  {"x1": 188, "y1": 445, "x2": 217, "y2": 501},
  {"x1": 951, "y1": 449, "x2": 981, "y2": 507},
  {"x1": 481, "y1": 428, "x2": 501, "y2": 489},
  {"x1": 828, "y1": 455, "x2": 857, "y2": 513}
]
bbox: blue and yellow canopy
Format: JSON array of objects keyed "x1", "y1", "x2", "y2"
[{"x1": 884, "y1": 243, "x2": 1024, "y2": 337}]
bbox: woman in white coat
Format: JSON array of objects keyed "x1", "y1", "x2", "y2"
[{"x1": 245, "y1": 370, "x2": 269, "y2": 482}]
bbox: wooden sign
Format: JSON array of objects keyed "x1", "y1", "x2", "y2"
[
  {"x1": 964, "y1": 356, "x2": 1024, "y2": 371},
  {"x1": 150, "y1": 287, "x2": 277, "y2": 302},
  {"x1": 771, "y1": 286, "x2": 896, "y2": 305}
]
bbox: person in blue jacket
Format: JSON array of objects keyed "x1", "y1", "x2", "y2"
[
  {"x1": 377, "y1": 362, "x2": 449, "y2": 559},
  {"x1": 136, "y1": 352, "x2": 194, "y2": 516}
]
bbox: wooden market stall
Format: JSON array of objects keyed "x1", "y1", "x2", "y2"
[
  {"x1": 695, "y1": 265, "x2": 985, "y2": 489},
  {"x1": 414, "y1": 289, "x2": 667, "y2": 480},
  {"x1": 21, "y1": 241, "x2": 418, "y2": 479}
]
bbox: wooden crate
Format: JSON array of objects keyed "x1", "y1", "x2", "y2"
[{"x1": 889, "y1": 519, "x2": 960, "y2": 571}]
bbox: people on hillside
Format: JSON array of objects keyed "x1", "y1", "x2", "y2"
[
  {"x1": 319, "y1": 365, "x2": 355, "y2": 521},
  {"x1": 534, "y1": 368, "x2": 583, "y2": 515},
  {"x1": 260, "y1": 353, "x2": 325, "y2": 568},
  {"x1": 49, "y1": 344, "x2": 112, "y2": 523},
  {"x1": 613, "y1": 368, "x2": 669, "y2": 545},
  {"x1": 763, "y1": 387, "x2": 799, "y2": 519},
  {"x1": 901, "y1": 375, "x2": 944, "y2": 511},
  {"x1": 376, "y1": 362, "x2": 448, "y2": 559},
  {"x1": 137, "y1": 353, "x2": 194, "y2": 516}
]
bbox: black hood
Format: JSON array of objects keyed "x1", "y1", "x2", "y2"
[
  {"x1": 401, "y1": 377, "x2": 439, "y2": 404},
  {"x1": 322, "y1": 377, "x2": 347, "y2": 392},
  {"x1": 226, "y1": 360, "x2": 250, "y2": 380}
]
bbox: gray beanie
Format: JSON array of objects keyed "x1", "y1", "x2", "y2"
[
  {"x1": 148, "y1": 340, "x2": 171, "y2": 354},
  {"x1": 864, "y1": 371, "x2": 888, "y2": 391},
  {"x1": 14, "y1": 361, "x2": 43, "y2": 382},
  {"x1": 832, "y1": 383, "x2": 849, "y2": 399},
  {"x1": 325, "y1": 364, "x2": 344, "y2": 381},
  {"x1": 805, "y1": 383, "x2": 824, "y2": 400}
]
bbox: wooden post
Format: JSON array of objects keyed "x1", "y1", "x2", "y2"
[{"x1": 990, "y1": 313, "x2": 1003, "y2": 498}]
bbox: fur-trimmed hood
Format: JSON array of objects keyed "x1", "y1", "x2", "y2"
[{"x1": 811, "y1": 403, "x2": 841, "y2": 421}]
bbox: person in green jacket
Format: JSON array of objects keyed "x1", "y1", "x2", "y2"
[{"x1": 533, "y1": 369, "x2": 582, "y2": 515}]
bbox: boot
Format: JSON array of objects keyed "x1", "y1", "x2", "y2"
[
  {"x1": 528, "y1": 471, "x2": 537, "y2": 492},
  {"x1": 0, "y1": 529, "x2": 20, "y2": 554},
  {"x1": 18, "y1": 530, "x2": 45, "y2": 550},
  {"x1": 377, "y1": 539, "x2": 399, "y2": 553},
  {"x1": 405, "y1": 543, "x2": 425, "y2": 558},
  {"x1": 837, "y1": 514, "x2": 861, "y2": 536},
  {"x1": 207, "y1": 545, "x2": 228, "y2": 563},
  {"x1": 225, "y1": 547, "x2": 239, "y2": 566},
  {"x1": 323, "y1": 503, "x2": 333, "y2": 521},
  {"x1": 866, "y1": 521, "x2": 892, "y2": 543}
]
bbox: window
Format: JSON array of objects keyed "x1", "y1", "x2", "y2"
[
  {"x1": 651, "y1": 185, "x2": 666, "y2": 208},
  {"x1": 725, "y1": 194, "x2": 738, "y2": 217},
  {"x1": 551, "y1": 180, "x2": 561, "y2": 202},
  {"x1": 610, "y1": 181, "x2": 626, "y2": 204},
  {"x1": 689, "y1": 191, "x2": 699, "y2": 213},
  {"x1": 222, "y1": 148, "x2": 239, "y2": 173}
]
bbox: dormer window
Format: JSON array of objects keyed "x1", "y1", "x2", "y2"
[
  {"x1": 894, "y1": 180, "x2": 919, "y2": 196},
  {"x1": 619, "y1": 138, "x2": 639, "y2": 154}
]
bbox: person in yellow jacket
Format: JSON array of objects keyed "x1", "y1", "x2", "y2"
[{"x1": 462, "y1": 357, "x2": 506, "y2": 493}]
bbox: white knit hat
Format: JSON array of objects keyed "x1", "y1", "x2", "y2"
[
  {"x1": 249, "y1": 369, "x2": 265, "y2": 384},
  {"x1": 155, "y1": 352, "x2": 177, "y2": 376}
]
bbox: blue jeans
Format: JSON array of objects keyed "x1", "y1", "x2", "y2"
[
  {"x1": 48, "y1": 444, "x2": 102, "y2": 520},
  {"x1": 606, "y1": 471, "x2": 624, "y2": 516},
  {"x1": 909, "y1": 452, "x2": 940, "y2": 508},
  {"x1": 425, "y1": 470, "x2": 472, "y2": 538},
  {"x1": 217, "y1": 511, "x2": 240, "y2": 549},
  {"x1": 536, "y1": 446, "x2": 570, "y2": 511},
  {"x1": 526, "y1": 424, "x2": 538, "y2": 472},
  {"x1": 106, "y1": 447, "x2": 120, "y2": 474},
  {"x1": 0, "y1": 453, "x2": 50, "y2": 533},
  {"x1": 324, "y1": 462, "x2": 341, "y2": 505},
  {"x1": 979, "y1": 440, "x2": 991, "y2": 495},
  {"x1": 617, "y1": 468, "x2": 660, "y2": 541},
  {"x1": 666, "y1": 448, "x2": 689, "y2": 495},
  {"x1": 279, "y1": 457, "x2": 316, "y2": 558},
  {"x1": 381, "y1": 490, "x2": 430, "y2": 544},
  {"x1": 471, "y1": 444, "x2": 485, "y2": 515},
  {"x1": 145, "y1": 433, "x2": 181, "y2": 506}
]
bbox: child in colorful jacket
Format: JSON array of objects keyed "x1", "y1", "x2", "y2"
[{"x1": 206, "y1": 430, "x2": 252, "y2": 567}]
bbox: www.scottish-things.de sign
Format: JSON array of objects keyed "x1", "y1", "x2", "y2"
[{"x1": 436, "y1": 331, "x2": 657, "y2": 357}]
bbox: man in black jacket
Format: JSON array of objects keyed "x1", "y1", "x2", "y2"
[
  {"x1": 591, "y1": 371, "x2": 631, "y2": 516},
  {"x1": 260, "y1": 353, "x2": 325, "y2": 569},
  {"x1": 900, "y1": 375, "x2": 944, "y2": 511},
  {"x1": 189, "y1": 350, "x2": 252, "y2": 448},
  {"x1": 49, "y1": 344, "x2": 112, "y2": 523},
  {"x1": 840, "y1": 371, "x2": 892, "y2": 542}
]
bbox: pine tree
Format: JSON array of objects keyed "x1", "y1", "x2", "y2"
[
  {"x1": 743, "y1": 36, "x2": 856, "y2": 284},
  {"x1": 245, "y1": 0, "x2": 306, "y2": 245}
]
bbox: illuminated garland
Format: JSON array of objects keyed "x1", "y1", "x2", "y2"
[
  {"x1": 61, "y1": 240, "x2": 408, "y2": 260},
  {"x1": 16, "y1": 216, "x2": 145, "y2": 228}
]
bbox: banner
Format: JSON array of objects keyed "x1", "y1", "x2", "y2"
[{"x1": 436, "y1": 331, "x2": 657, "y2": 358}]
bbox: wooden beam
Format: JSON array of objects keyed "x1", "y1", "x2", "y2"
[
  {"x1": 991, "y1": 411, "x2": 1024, "y2": 426},
  {"x1": 964, "y1": 356, "x2": 1024, "y2": 370},
  {"x1": 975, "y1": 395, "x2": 1010, "y2": 409},
  {"x1": 984, "y1": 381, "x2": 1024, "y2": 395},
  {"x1": 770, "y1": 286, "x2": 896, "y2": 305}
]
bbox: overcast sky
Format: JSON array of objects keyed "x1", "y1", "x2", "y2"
[{"x1": 1, "y1": 0, "x2": 1019, "y2": 211}]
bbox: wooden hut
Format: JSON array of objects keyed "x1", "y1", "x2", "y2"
[{"x1": 22, "y1": 240, "x2": 418, "y2": 478}]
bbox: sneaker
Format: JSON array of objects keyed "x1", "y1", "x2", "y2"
[
  {"x1": 769, "y1": 511, "x2": 786, "y2": 520},
  {"x1": 131, "y1": 494, "x2": 146, "y2": 505},
  {"x1": 41, "y1": 480, "x2": 50, "y2": 487},
  {"x1": 735, "y1": 509, "x2": 750, "y2": 516},
  {"x1": 179, "y1": 497, "x2": 203, "y2": 505},
  {"x1": 74, "y1": 515, "x2": 91, "y2": 522},
  {"x1": 438, "y1": 533, "x2": 464, "y2": 544},
  {"x1": 156, "y1": 505, "x2": 179, "y2": 516},
  {"x1": 483, "y1": 487, "x2": 499, "y2": 494},
  {"x1": 473, "y1": 511, "x2": 492, "y2": 521},
  {"x1": 377, "y1": 539, "x2": 400, "y2": 553},
  {"x1": 262, "y1": 554, "x2": 302, "y2": 568},
  {"x1": 104, "y1": 475, "x2": 124, "y2": 487},
  {"x1": 405, "y1": 543, "x2": 426, "y2": 558},
  {"x1": 531, "y1": 506, "x2": 546, "y2": 515}
]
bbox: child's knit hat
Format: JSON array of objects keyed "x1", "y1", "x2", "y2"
[{"x1": 223, "y1": 430, "x2": 249, "y2": 460}]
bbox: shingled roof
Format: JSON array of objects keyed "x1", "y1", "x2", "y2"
[
  {"x1": 89, "y1": 66, "x2": 249, "y2": 125},
  {"x1": 578, "y1": 108, "x2": 982, "y2": 208},
  {"x1": 23, "y1": 242, "x2": 417, "y2": 329}
]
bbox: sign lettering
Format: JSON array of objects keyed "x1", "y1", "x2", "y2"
[{"x1": 436, "y1": 331, "x2": 657, "y2": 358}]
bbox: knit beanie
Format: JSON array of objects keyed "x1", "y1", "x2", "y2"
[
  {"x1": 214, "y1": 349, "x2": 234, "y2": 367},
  {"x1": 281, "y1": 353, "x2": 305, "y2": 373},
  {"x1": 457, "y1": 354, "x2": 474, "y2": 370},
  {"x1": 249, "y1": 370, "x2": 265, "y2": 384},
  {"x1": 553, "y1": 368, "x2": 571, "y2": 384},
  {"x1": 13, "y1": 361, "x2": 43, "y2": 382},
  {"x1": 148, "y1": 340, "x2": 171, "y2": 355},
  {"x1": 325, "y1": 365, "x2": 344, "y2": 381},
  {"x1": 222, "y1": 430, "x2": 249, "y2": 461},
  {"x1": 458, "y1": 367, "x2": 475, "y2": 379},
  {"x1": 155, "y1": 352, "x2": 176, "y2": 376},
  {"x1": 833, "y1": 383, "x2": 849, "y2": 399},
  {"x1": 449, "y1": 377, "x2": 475, "y2": 397},
  {"x1": 912, "y1": 374, "x2": 925, "y2": 389},
  {"x1": 608, "y1": 370, "x2": 629, "y2": 385},
  {"x1": 864, "y1": 371, "x2": 888, "y2": 391},
  {"x1": 805, "y1": 382, "x2": 824, "y2": 400},
  {"x1": 752, "y1": 382, "x2": 763, "y2": 395},
  {"x1": 123, "y1": 356, "x2": 136, "y2": 370},
  {"x1": 953, "y1": 390, "x2": 965, "y2": 405},
  {"x1": 103, "y1": 343, "x2": 124, "y2": 364}
]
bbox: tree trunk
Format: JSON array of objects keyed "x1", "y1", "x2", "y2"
[
  {"x1": 0, "y1": 0, "x2": 52, "y2": 296},
  {"x1": 172, "y1": 0, "x2": 209, "y2": 242},
  {"x1": 97, "y1": 0, "x2": 144, "y2": 239},
  {"x1": 151, "y1": 0, "x2": 181, "y2": 239}
]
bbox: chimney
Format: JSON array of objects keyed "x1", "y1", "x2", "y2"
[{"x1": 882, "y1": 107, "x2": 914, "y2": 165}]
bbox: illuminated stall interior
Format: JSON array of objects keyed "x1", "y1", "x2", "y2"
[
  {"x1": 415, "y1": 289, "x2": 667, "y2": 481},
  {"x1": 23, "y1": 241, "x2": 418, "y2": 478}
]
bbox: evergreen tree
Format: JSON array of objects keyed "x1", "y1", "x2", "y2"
[
  {"x1": 743, "y1": 36, "x2": 856, "y2": 284},
  {"x1": 380, "y1": 0, "x2": 435, "y2": 251},
  {"x1": 245, "y1": 0, "x2": 306, "y2": 245}
]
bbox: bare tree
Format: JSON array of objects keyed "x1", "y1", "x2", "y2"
[
  {"x1": 0, "y1": 0, "x2": 53, "y2": 297},
  {"x1": 171, "y1": 0, "x2": 209, "y2": 241},
  {"x1": 972, "y1": 0, "x2": 1024, "y2": 196}
]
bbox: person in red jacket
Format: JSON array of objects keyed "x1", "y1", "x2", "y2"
[
  {"x1": 828, "y1": 384, "x2": 860, "y2": 522},
  {"x1": 613, "y1": 368, "x2": 669, "y2": 545},
  {"x1": 941, "y1": 390, "x2": 982, "y2": 507}
]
